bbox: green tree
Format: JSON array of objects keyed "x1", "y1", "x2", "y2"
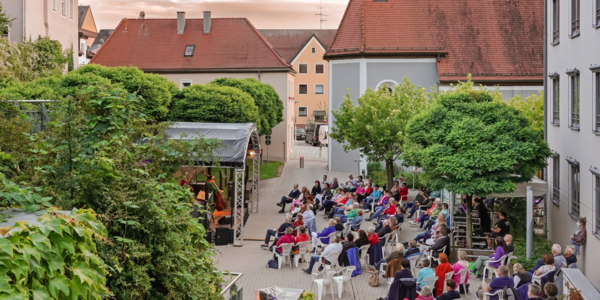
[
  {"x1": 210, "y1": 77, "x2": 283, "y2": 135},
  {"x1": 168, "y1": 83, "x2": 259, "y2": 125},
  {"x1": 0, "y1": 38, "x2": 69, "y2": 82},
  {"x1": 504, "y1": 92, "x2": 544, "y2": 137},
  {"x1": 403, "y1": 78, "x2": 552, "y2": 247},
  {"x1": 0, "y1": 4, "x2": 15, "y2": 36},
  {"x1": 329, "y1": 77, "x2": 430, "y2": 189}
]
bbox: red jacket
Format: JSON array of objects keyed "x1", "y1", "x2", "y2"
[
  {"x1": 276, "y1": 234, "x2": 296, "y2": 253},
  {"x1": 399, "y1": 187, "x2": 409, "y2": 201},
  {"x1": 368, "y1": 233, "x2": 379, "y2": 245},
  {"x1": 295, "y1": 234, "x2": 310, "y2": 245},
  {"x1": 383, "y1": 205, "x2": 395, "y2": 216},
  {"x1": 293, "y1": 220, "x2": 304, "y2": 235}
]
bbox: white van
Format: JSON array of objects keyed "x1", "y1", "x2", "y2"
[{"x1": 318, "y1": 125, "x2": 328, "y2": 147}]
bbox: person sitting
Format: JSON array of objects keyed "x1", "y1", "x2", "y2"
[
  {"x1": 532, "y1": 254, "x2": 556, "y2": 284},
  {"x1": 435, "y1": 279, "x2": 460, "y2": 300},
  {"x1": 409, "y1": 198, "x2": 441, "y2": 228},
  {"x1": 452, "y1": 250, "x2": 470, "y2": 293},
  {"x1": 355, "y1": 229, "x2": 370, "y2": 249},
  {"x1": 369, "y1": 191, "x2": 391, "y2": 217},
  {"x1": 477, "y1": 265, "x2": 513, "y2": 300},
  {"x1": 315, "y1": 183, "x2": 331, "y2": 209},
  {"x1": 367, "y1": 197, "x2": 395, "y2": 221},
  {"x1": 428, "y1": 228, "x2": 450, "y2": 258},
  {"x1": 277, "y1": 184, "x2": 300, "y2": 213},
  {"x1": 422, "y1": 200, "x2": 444, "y2": 229},
  {"x1": 287, "y1": 186, "x2": 307, "y2": 213},
  {"x1": 322, "y1": 188, "x2": 344, "y2": 213},
  {"x1": 391, "y1": 181, "x2": 401, "y2": 200},
  {"x1": 345, "y1": 174, "x2": 357, "y2": 191},
  {"x1": 486, "y1": 211, "x2": 510, "y2": 249},
  {"x1": 362, "y1": 183, "x2": 373, "y2": 200},
  {"x1": 408, "y1": 190, "x2": 431, "y2": 219},
  {"x1": 512, "y1": 263, "x2": 530, "y2": 288},
  {"x1": 367, "y1": 226, "x2": 379, "y2": 246},
  {"x1": 527, "y1": 283, "x2": 542, "y2": 300},
  {"x1": 292, "y1": 214, "x2": 304, "y2": 236},
  {"x1": 363, "y1": 184, "x2": 382, "y2": 212},
  {"x1": 424, "y1": 211, "x2": 445, "y2": 231},
  {"x1": 338, "y1": 233, "x2": 358, "y2": 267},
  {"x1": 335, "y1": 203, "x2": 359, "y2": 223},
  {"x1": 564, "y1": 245, "x2": 577, "y2": 267},
  {"x1": 398, "y1": 182, "x2": 409, "y2": 202},
  {"x1": 473, "y1": 236, "x2": 508, "y2": 278},
  {"x1": 544, "y1": 282, "x2": 559, "y2": 300},
  {"x1": 333, "y1": 205, "x2": 353, "y2": 222},
  {"x1": 415, "y1": 286, "x2": 434, "y2": 300},
  {"x1": 310, "y1": 219, "x2": 337, "y2": 252},
  {"x1": 311, "y1": 180, "x2": 322, "y2": 198},
  {"x1": 327, "y1": 192, "x2": 353, "y2": 218},
  {"x1": 434, "y1": 253, "x2": 453, "y2": 296},
  {"x1": 330, "y1": 177, "x2": 339, "y2": 190},
  {"x1": 505, "y1": 234, "x2": 514, "y2": 253},
  {"x1": 302, "y1": 236, "x2": 343, "y2": 274},
  {"x1": 370, "y1": 242, "x2": 405, "y2": 274},
  {"x1": 273, "y1": 227, "x2": 296, "y2": 259},
  {"x1": 386, "y1": 259, "x2": 416, "y2": 300},
  {"x1": 389, "y1": 216, "x2": 398, "y2": 232},
  {"x1": 528, "y1": 244, "x2": 565, "y2": 276},
  {"x1": 377, "y1": 219, "x2": 392, "y2": 245},
  {"x1": 374, "y1": 204, "x2": 403, "y2": 230},
  {"x1": 405, "y1": 188, "x2": 424, "y2": 215},
  {"x1": 345, "y1": 209, "x2": 364, "y2": 232},
  {"x1": 417, "y1": 258, "x2": 435, "y2": 290},
  {"x1": 261, "y1": 214, "x2": 293, "y2": 250},
  {"x1": 334, "y1": 217, "x2": 345, "y2": 232},
  {"x1": 303, "y1": 204, "x2": 316, "y2": 236},
  {"x1": 404, "y1": 240, "x2": 420, "y2": 258},
  {"x1": 355, "y1": 182, "x2": 366, "y2": 202},
  {"x1": 320, "y1": 175, "x2": 329, "y2": 187},
  {"x1": 295, "y1": 225, "x2": 310, "y2": 244},
  {"x1": 353, "y1": 175, "x2": 364, "y2": 192}
]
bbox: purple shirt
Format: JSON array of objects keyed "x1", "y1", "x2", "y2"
[
  {"x1": 489, "y1": 246, "x2": 506, "y2": 268},
  {"x1": 489, "y1": 276, "x2": 514, "y2": 300}
]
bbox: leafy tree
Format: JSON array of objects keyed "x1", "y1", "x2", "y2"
[
  {"x1": 329, "y1": 78, "x2": 430, "y2": 189},
  {"x1": 0, "y1": 38, "x2": 69, "y2": 82},
  {"x1": 0, "y1": 4, "x2": 15, "y2": 36},
  {"x1": 210, "y1": 77, "x2": 283, "y2": 135},
  {"x1": 403, "y1": 78, "x2": 552, "y2": 247},
  {"x1": 168, "y1": 83, "x2": 259, "y2": 125},
  {"x1": 504, "y1": 92, "x2": 544, "y2": 137}
]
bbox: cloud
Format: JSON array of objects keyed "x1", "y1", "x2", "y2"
[{"x1": 86, "y1": 0, "x2": 348, "y2": 30}]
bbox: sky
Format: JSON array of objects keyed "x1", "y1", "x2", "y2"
[{"x1": 85, "y1": 0, "x2": 348, "y2": 31}]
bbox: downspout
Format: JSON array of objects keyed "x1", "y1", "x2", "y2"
[
  {"x1": 258, "y1": 71, "x2": 261, "y2": 82},
  {"x1": 22, "y1": 0, "x2": 26, "y2": 42},
  {"x1": 543, "y1": 0, "x2": 548, "y2": 181}
]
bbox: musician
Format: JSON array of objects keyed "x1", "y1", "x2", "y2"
[{"x1": 205, "y1": 175, "x2": 222, "y2": 213}]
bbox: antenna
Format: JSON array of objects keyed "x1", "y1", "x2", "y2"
[{"x1": 315, "y1": 0, "x2": 328, "y2": 29}]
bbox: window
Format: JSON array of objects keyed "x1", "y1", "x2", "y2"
[
  {"x1": 567, "y1": 157, "x2": 580, "y2": 217},
  {"x1": 184, "y1": 45, "x2": 195, "y2": 57},
  {"x1": 553, "y1": 0, "x2": 560, "y2": 44},
  {"x1": 181, "y1": 80, "x2": 192, "y2": 88},
  {"x1": 553, "y1": 154, "x2": 560, "y2": 204},
  {"x1": 299, "y1": 64, "x2": 308, "y2": 74},
  {"x1": 315, "y1": 84, "x2": 324, "y2": 94},
  {"x1": 596, "y1": 0, "x2": 600, "y2": 27},
  {"x1": 595, "y1": 71, "x2": 600, "y2": 133},
  {"x1": 52, "y1": 0, "x2": 56, "y2": 11},
  {"x1": 299, "y1": 84, "x2": 308, "y2": 94},
  {"x1": 594, "y1": 171, "x2": 600, "y2": 234},
  {"x1": 313, "y1": 111, "x2": 326, "y2": 122},
  {"x1": 552, "y1": 77, "x2": 560, "y2": 125},
  {"x1": 315, "y1": 64, "x2": 324, "y2": 74},
  {"x1": 298, "y1": 107, "x2": 308, "y2": 117},
  {"x1": 571, "y1": 0, "x2": 580, "y2": 36},
  {"x1": 376, "y1": 80, "x2": 398, "y2": 93},
  {"x1": 69, "y1": 0, "x2": 73, "y2": 19},
  {"x1": 311, "y1": 47, "x2": 316, "y2": 53},
  {"x1": 567, "y1": 70, "x2": 580, "y2": 130},
  {"x1": 61, "y1": 0, "x2": 66, "y2": 16}
]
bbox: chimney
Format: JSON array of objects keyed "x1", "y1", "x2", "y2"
[
  {"x1": 203, "y1": 11, "x2": 211, "y2": 34},
  {"x1": 177, "y1": 11, "x2": 186, "y2": 34}
]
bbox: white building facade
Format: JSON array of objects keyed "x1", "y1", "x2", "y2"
[{"x1": 546, "y1": 0, "x2": 600, "y2": 289}]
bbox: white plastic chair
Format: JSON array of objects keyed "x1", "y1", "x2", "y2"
[
  {"x1": 483, "y1": 252, "x2": 510, "y2": 280},
  {"x1": 320, "y1": 251, "x2": 342, "y2": 270},
  {"x1": 311, "y1": 269, "x2": 337, "y2": 300},
  {"x1": 417, "y1": 276, "x2": 438, "y2": 295},
  {"x1": 293, "y1": 226, "x2": 302, "y2": 237},
  {"x1": 444, "y1": 271, "x2": 455, "y2": 285},
  {"x1": 272, "y1": 243, "x2": 294, "y2": 269},
  {"x1": 359, "y1": 244, "x2": 370, "y2": 269},
  {"x1": 456, "y1": 268, "x2": 469, "y2": 294},
  {"x1": 316, "y1": 231, "x2": 338, "y2": 254},
  {"x1": 483, "y1": 289, "x2": 505, "y2": 300},
  {"x1": 379, "y1": 232, "x2": 393, "y2": 257},
  {"x1": 407, "y1": 255, "x2": 420, "y2": 277},
  {"x1": 333, "y1": 266, "x2": 356, "y2": 298},
  {"x1": 428, "y1": 245, "x2": 447, "y2": 265},
  {"x1": 294, "y1": 241, "x2": 311, "y2": 267}
]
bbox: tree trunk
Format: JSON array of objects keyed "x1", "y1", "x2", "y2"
[
  {"x1": 466, "y1": 194, "x2": 473, "y2": 249},
  {"x1": 385, "y1": 159, "x2": 394, "y2": 192}
]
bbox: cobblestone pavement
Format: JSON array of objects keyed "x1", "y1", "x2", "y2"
[{"x1": 214, "y1": 159, "x2": 481, "y2": 300}]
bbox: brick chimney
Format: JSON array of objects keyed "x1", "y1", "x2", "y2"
[{"x1": 177, "y1": 11, "x2": 185, "y2": 34}]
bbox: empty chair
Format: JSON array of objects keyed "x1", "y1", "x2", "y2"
[
  {"x1": 333, "y1": 266, "x2": 356, "y2": 298},
  {"x1": 407, "y1": 255, "x2": 420, "y2": 277},
  {"x1": 272, "y1": 243, "x2": 294, "y2": 269},
  {"x1": 359, "y1": 244, "x2": 370, "y2": 269},
  {"x1": 294, "y1": 241, "x2": 311, "y2": 267},
  {"x1": 311, "y1": 269, "x2": 337, "y2": 300},
  {"x1": 417, "y1": 276, "x2": 438, "y2": 295}
]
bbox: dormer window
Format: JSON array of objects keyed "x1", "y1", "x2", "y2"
[{"x1": 184, "y1": 45, "x2": 195, "y2": 57}]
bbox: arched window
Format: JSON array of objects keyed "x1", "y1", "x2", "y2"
[{"x1": 376, "y1": 80, "x2": 398, "y2": 93}]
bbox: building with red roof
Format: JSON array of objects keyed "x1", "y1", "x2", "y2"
[
  {"x1": 91, "y1": 11, "x2": 297, "y2": 162},
  {"x1": 325, "y1": 0, "x2": 545, "y2": 173}
]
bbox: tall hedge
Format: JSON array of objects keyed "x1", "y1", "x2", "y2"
[
  {"x1": 0, "y1": 38, "x2": 70, "y2": 83},
  {"x1": 168, "y1": 84, "x2": 259, "y2": 125},
  {"x1": 211, "y1": 77, "x2": 283, "y2": 135}
]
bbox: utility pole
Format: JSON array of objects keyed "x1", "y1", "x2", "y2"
[{"x1": 315, "y1": 0, "x2": 328, "y2": 29}]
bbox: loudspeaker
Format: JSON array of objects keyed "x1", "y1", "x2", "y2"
[
  {"x1": 228, "y1": 228, "x2": 234, "y2": 244},
  {"x1": 215, "y1": 227, "x2": 230, "y2": 246}
]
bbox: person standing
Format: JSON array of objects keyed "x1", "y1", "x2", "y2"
[{"x1": 570, "y1": 217, "x2": 587, "y2": 256}]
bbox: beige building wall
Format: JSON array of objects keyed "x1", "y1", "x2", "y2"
[
  {"x1": 2, "y1": 0, "x2": 79, "y2": 68},
  {"x1": 292, "y1": 37, "x2": 329, "y2": 127},
  {"x1": 80, "y1": 7, "x2": 96, "y2": 46},
  {"x1": 159, "y1": 71, "x2": 294, "y2": 162}
]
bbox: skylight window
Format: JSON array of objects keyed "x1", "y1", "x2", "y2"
[{"x1": 184, "y1": 45, "x2": 195, "y2": 57}]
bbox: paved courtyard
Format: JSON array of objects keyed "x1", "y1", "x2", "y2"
[{"x1": 214, "y1": 159, "x2": 482, "y2": 299}]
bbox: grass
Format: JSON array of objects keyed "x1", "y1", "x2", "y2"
[{"x1": 260, "y1": 161, "x2": 285, "y2": 180}]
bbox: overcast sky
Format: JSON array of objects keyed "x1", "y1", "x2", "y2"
[{"x1": 85, "y1": 0, "x2": 348, "y2": 31}]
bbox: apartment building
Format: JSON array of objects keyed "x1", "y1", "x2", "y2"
[
  {"x1": 546, "y1": 0, "x2": 600, "y2": 289},
  {"x1": 2, "y1": 0, "x2": 79, "y2": 67},
  {"x1": 77, "y1": 5, "x2": 97, "y2": 66}
]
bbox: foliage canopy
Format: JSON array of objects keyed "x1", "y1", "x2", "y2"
[
  {"x1": 0, "y1": 4, "x2": 15, "y2": 36},
  {"x1": 0, "y1": 38, "x2": 70, "y2": 83},
  {"x1": 504, "y1": 92, "x2": 544, "y2": 137}
]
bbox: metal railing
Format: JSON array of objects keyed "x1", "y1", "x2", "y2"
[{"x1": 218, "y1": 272, "x2": 243, "y2": 297}]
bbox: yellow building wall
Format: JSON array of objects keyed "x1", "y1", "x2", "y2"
[
  {"x1": 81, "y1": 9, "x2": 96, "y2": 46},
  {"x1": 292, "y1": 37, "x2": 329, "y2": 127}
]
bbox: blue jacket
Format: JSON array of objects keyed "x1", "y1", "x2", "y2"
[
  {"x1": 346, "y1": 247, "x2": 362, "y2": 276},
  {"x1": 371, "y1": 190, "x2": 382, "y2": 200},
  {"x1": 289, "y1": 189, "x2": 300, "y2": 199},
  {"x1": 368, "y1": 242, "x2": 383, "y2": 266},
  {"x1": 317, "y1": 226, "x2": 336, "y2": 244}
]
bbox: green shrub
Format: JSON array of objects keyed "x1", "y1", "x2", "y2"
[
  {"x1": 0, "y1": 38, "x2": 69, "y2": 82},
  {"x1": 211, "y1": 77, "x2": 283, "y2": 135},
  {"x1": 168, "y1": 84, "x2": 259, "y2": 125}
]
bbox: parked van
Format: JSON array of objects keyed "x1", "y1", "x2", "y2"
[
  {"x1": 305, "y1": 122, "x2": 326, "y2": 146},
  {"x1": 318, "y1": 125, "x2": 328, "y2": 147}
]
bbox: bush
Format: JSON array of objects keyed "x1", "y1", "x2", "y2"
[
  {"x1": 0, "y1": 38, "x2": 69, "y2": 82},
  {"x1": 211, "y1": 77, "x2": 283, "y2": 135},
  {"x1": 168, "y1": 84, "x2": 259, "y2": 125}
]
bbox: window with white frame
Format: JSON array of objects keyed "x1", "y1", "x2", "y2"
[
  {"x1": 567, "y1": 69, "x2": 580, "y2": 130},
  {"x1": 594, "y1": 171, "x2": 600, "y2": 234},
  {"x1": 61, "y1": 0, "x2": 66, "y2": 16},
  {"x1": 550, "y1": 73, "x2": 560, "y2": 125},
  {"x1": 594, "y1": 68, "x2": 600, "y2": 133},
  {"x1": 315, "y1": 84, "x2": 324, "y2": 94},
  {"x1": 567, "y1": 157, "x2": 580, "y2": 217},
  {"x1": 69, "y1": 0, "x2": 74, "y2": 19},
  {"x1": 596, "y1": 0, "x2": 600, "y2": 27},
  {"x1": 181, "y1": 80, "x2": 192, "y2": 88},
  {"x1": 571, "y1": 0, "x2": 580, "y2": 36},
  {"x1": 553, "y1": 0, "x2": 560, "y2": 44},
  {"x1": 52, "y1": 0, "x2": 56, "y2": 11},
  {"x1": 299, "y1": 84, "x2": 308, "y2": 94},
  {"x1": 298, "y1": 106, "x2": 307, "y2": 117},
  {"x1": 553, "y1": 153, "x2": 560, "y2": 205},
  {"x1": 315, "y1": 64, "x2": 324, "y2": 74},
  {"x1": 299, "y1": 64, "x2": 308, "y2": 74}
]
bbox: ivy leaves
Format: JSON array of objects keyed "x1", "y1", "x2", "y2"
[{"x1": 0, "y1": 174, "x2": 52, "y2": 217}]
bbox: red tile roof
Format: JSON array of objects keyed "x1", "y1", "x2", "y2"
[
  {"x1": 258, "y1": 30, "x2": 338, "y2": 63},
  {"x1": 325, "y1": 0, "x2": 543, "y2": 83},
  {"x1": 91, "y1": 18, "x2": 291, "y2": 71}
]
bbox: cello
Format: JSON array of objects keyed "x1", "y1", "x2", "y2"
[{"x1": 201, "y1": 169, "x2": 226, "y2": 211}]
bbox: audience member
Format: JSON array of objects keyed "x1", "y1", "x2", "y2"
[
  {"x1": 399, "y1": 182, "x2": 409, "y2": 201},
  {"x1": 355, "y1": 182, "x2": 366, "y2": 201},
  {"x1": 367, "y1": 226, "x2": 379, "y2": 245},
  {"x1": 405, "y1": 240, "x2": 420, "y2": 258},
  {"x1": 570, "y1": 216, "x2": 587, "y2": 256},
  {"x1": 428, "y1": 228, "x2": 450, "y2": 258},
  {"x1": 320, "y1": 175, "x2": 328, "y2": 187},
  {"x1": 355, "y1": 230, "x2": 370, "y2": 249},
  {"x1": 338, "y1": 234, "x2": 357, "y2": 267},
  {"x1": 452, "y1": 251, "x2": 470, "y2": 293},
  {"x1": 295, "y1": 226, "x2": 310, "y2": 244},
  {"x1": 330, "y1": 177, "x2": 339, "y2": 190},
  {"x1": 261, "y1": 214, "x2": 293, "y2": 250},
  {"x1": 532, "y1": 254, "x2": 556, "y2": 284},
  {"x1": 486, "y1": 211, "x2": 510, "y2": 249},
  {"x1": 408, "y1": 190, "x2": 432, "y2": 219},
  {"x1": 512, "y1": 263, "x2": 530, "y2": 288},
  {"x1": 391, "y1": 181, "x2": 401, "y2": 200},
  {"x1": 528, "y1": 283, "x2": 542, "y2": 300},
  {"x1": 528, "y1": 244, "x2": 564, "y2": 276},
  {"x1": 367, "y1": 197, "x2": 395, "y2": 221},
  {"x1": 477, "y1": 265, "x2": 513, "y2": 300},
  {"x1": 389, "y1": 216, "x2": 398, "y2": 232},
  {"x1": 303, "y1": 204, "x2": 316, "y2": 236},
  {"x1": 334, "y1": 217, "x2": 344, "y2": 232},
  {"x1": 345, "y1": 174, "x2": 357, "y2": 191},
  {"x1": 564, "y1": 245, "x2": 577, "y2": 267},
  {"x1": 370, "y1": 243, "x2": 405, "y2": 274},
  {"x1": 292, "y1": 213, "x2": 305, "y2": 236},
  {"x1": 417, "y1": 258, "x2": 434, "y2": 290},
  {"x1": 504, "y1": 234, "x2": 514, "y2": 253},
  {"x1": 310, "y1": 219, "x2": 337, "y2": 251},
  {"x1": 387, "y1": 259, "x2": 416, "y2": 300},
  {"x1": 415, "y1": 286, "x2": 433, "y2": 300},
  {"x1": 273, "y1": 227, "x2": 296, "y2": 259},
  {"x1": 377, "y1": 219, "x2": 392, "y2": 245},
  {"x1": 544, "y1": 282, "x2": 559, "y2": 300},
  {"x1": 435, "y1": 279, "x2": 460, "y2": 300},
  {"x1": 311, "y1": 181, "x2": 322, "y2": 198},
  {"x1": 434, "y1": 253, "x2": 453, "y2": 296},
  {"x1": 277, "y1": 184, "x2": 300, "y2": 212},
  {"x1": 363, "y1": 184, "x2": 382, "y2": 211},
  {"x1": 409, "y1": 198, "x2": 440, "y2": 228},
  {"x1": 302, "y1": 236, "x2": 343, "y2": 274},
  {"x1": 473, "y1": 236, "x2": 508, "y2": 278}
]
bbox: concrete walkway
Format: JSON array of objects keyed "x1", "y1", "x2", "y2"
[{"x1": 213, "y1": 159, "x2": 481, "y2": 299}]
